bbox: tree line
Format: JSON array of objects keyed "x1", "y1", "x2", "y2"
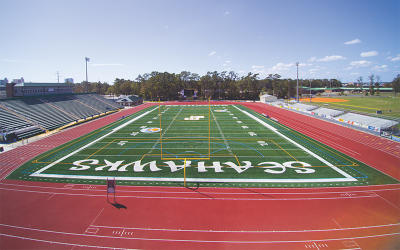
[{"x1": 72, "y1": 71, "x2": 400, "y2": 100}]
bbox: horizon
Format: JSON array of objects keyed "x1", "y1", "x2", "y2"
[{"x1": 1, "y1": 0, "x2": 399, "y2": 84}]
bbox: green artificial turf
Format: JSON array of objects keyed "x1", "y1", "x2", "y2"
[{"x1": 7, "y1": 104, "x2": 399, "y2": 187}]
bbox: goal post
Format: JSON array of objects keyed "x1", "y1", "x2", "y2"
[
  {"x1": 159, "y1": 99, "x2": 211, "y2": 160},
  {"x1": 158, "y1": 99, "x2": 212, "y2": 187}
]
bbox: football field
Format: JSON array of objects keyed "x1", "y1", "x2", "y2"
[{"x1": 7, "y1": 104, "x2": 398, "y2": 187}]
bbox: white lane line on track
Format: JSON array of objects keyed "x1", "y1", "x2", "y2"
[
  {"x1": 374, "y1": 192, "x2": 400, "y2": 211},
  {"x1": 47, "y1": 193, "x2": 56, "y2": 200},
  {"x1": 0, "y1": 233, "x2": 128, "y2": 249},
  {"x1": 0, "y1": 224, "x2": 399, "y2": 244},
  {"x1": 0, "y1": 187, "x2": 381, "y2": 201},
  {"x1": 89, "y1": 208, "x2": 104, "y2": 226},
  {"x1": 89, "y1": 222, "x2": 400, "y2": 233},
  {"x1": 1, "y1": 182, "x2": 400, "y2": 195}
]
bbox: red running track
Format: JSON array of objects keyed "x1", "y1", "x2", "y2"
[{"x1": 0, "y1": 102, "x2": 399, "y2": 249}]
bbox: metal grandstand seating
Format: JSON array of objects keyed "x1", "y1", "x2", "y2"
[
  {"x1": 0, "y1": 105, "x2": 44, "y2": 139},
  {"x1": 286, "y1": 103, "x2": 317, "y2": 112},
  {"x1": 335, "y1": 113, "x2": 398, "y2": 132},
  {"x1": 0, "y1": 94, "x2": 122, "y2": 140},
  {"x1": 311, "y1": 107, "x2": 344, "y2": 118}
]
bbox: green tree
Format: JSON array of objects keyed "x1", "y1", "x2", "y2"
[
  {"x1": 392, "y1": 74, "x2": 400, "y2": 96},
  {"x1": 375, "y1": 75, "x2": 381, "y2": 95},
  {"x1": 368, "y1": 74, "x2": 375, "y2": 95},
  {"x1": 356, "y1": 76, "x2": 363, "y2": 93}
]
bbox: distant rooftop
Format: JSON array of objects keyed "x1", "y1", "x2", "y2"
[{"x1": 14, "y1": 82, "x2": 71, "y2": 87}]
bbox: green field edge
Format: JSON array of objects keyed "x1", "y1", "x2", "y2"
[{"x1": 6, "y1": 104, "x2": 399, "y2": 188}]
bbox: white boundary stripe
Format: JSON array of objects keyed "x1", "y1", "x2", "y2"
[
  {"x1": 25, "y1": 174, "x2": 355, "y2": 183},
  {"x1": 31, "y1": 107, "x2": 158, "y2": 176},
  {"x1": 30, "y1": 105, "x2": 355, "y2": 183},
  {"x1": 233, "y1": 105, "x2": 356, "y2": 182}
]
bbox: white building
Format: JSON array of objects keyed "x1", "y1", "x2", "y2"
[{"x1": 260, "y1": 94, "x2": 277, "y2": 103}]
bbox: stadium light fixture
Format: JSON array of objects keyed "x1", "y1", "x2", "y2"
[{"x1": 85, "y1": 57, "x2": 90, "y2": 82}]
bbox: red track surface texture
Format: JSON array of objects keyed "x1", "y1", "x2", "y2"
[{"x1": 1, "y1": 102, "x2": 399, "y2": 249}]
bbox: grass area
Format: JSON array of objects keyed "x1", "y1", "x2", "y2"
[
  {"x1": 304, "y1": 95, "x2": 400, "y2": 119},
  {"x1": 7, "y1": 104, "x2": 398, "y2": 188}
]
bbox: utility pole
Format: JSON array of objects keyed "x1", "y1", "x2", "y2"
[
  {"x1": 56, "y1": 71, "x2": 60, "y2": 83},
  {"x1": 296, "y1": 62, "x2": 299, "y2": 102}
]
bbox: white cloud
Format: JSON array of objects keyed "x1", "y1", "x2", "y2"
[
  {"x1": 251, "y1": 65, "x2": 265, "y2": 73},
  {"x1": 269, "y1": 62, "x2": 295, "y2": 72},
  {"x1": 224, "y1": 11, "x2": 230, "y2": 16},
  {"x1": 373, "y1": 65, "x2": 388, "y2": 71},
  {"x1": 308, "y1": 57, "x2": 317, "y2": 62},
  {"x1": 360, "y1": 51, "x2": 378, "y2": 57},
  {"x1": 344, "y1": 38, "x2": 361, "y2": 45},
  {"x1": 350, "y1": 72, "x2": 360, "y2": 75},
  {"x1": 390, "y1": 54, "x2": 400, "y2": 61},
  {"x1": 222, "y1": 60, "x2": 232, "y2": 67},
  {"x1": 317, "y1": 55, "x2": 346, "y2": 62},
  {"x1": 208, "y1": 51, "x2": 216, "y2": 56},
  {"x1": 91, "y1": 63, "x2": 123, "y2": 67},
  {"x1": 299, "y1": 63, "x2": 312, "y2": 67},
  {"x1": 1, "y1": 58, "x2": 32, "y2": 63},
  {"x1": 349, "y1": 60, "x2": 371, "y2": 67}
]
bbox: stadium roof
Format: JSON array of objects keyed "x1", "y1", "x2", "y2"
[{"x1": 14, "y1": 82, "x2": 71, "y2": 87}]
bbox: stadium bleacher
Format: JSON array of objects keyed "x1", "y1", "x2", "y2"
[
  {"x1": 265, "y1": 100, "x2": 398, "y2": 134},
  {"x1": 335, "y1": 113, "x2": 398, "y2": 132},
  {"x1": 286, "y1": 103, "x2": 317, "y2": 113},
  {"x1": 0, "y1": 94, "x2": 122, "y2": 141},
  {"x1": 311, "y1": 107, "x2": 344, "y2": 118}
]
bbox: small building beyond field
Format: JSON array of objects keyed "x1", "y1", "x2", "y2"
[
  {"x1": 115, "y1": 95, "x2": 143, "y2": 106},
  {"x1": 260, "y1": 94, "x2": 277, "y2": 103}
]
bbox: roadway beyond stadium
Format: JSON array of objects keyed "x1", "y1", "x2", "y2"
[{"x1": 0, "y1": 102, "x2": 399, "y2": 249}]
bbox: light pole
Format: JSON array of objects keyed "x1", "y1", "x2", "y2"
[
  {"x1": 309, "y1": 79, "x2": 312, "y2": 102},
  {"x1": 85, "y1": 57, "x2": 90, "y2": 82},
  {"x1": 296, "y1": 62, "x2": 299, "y2": 102}
]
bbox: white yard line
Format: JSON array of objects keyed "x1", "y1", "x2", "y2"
[
  {"x1": 30, "y1": 107, "x2": 158, "y2": 176},
  {"x1": 147, "y1": 106, "x2": 184, "y2": 155},
  {"x1": 233, "y1": 105, "x2": 357, "y2": 182},
  {"x1": 211, "y1": 108, "x2": 233, "y2": 154}
]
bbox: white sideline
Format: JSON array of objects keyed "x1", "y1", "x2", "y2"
[
  {"x1": 31, "y1": 107, "x2": 158, "y2": 176},
  {"x1": 31, "y1": 105, "x2": 357, "y2": 183},
  {"x1": 233, "y1": 105, "x2": 357, "y2": 182}
]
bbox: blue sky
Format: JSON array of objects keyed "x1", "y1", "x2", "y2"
[{"x1": 1, "y1": 0, "x2": 399, "y2": 84}]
